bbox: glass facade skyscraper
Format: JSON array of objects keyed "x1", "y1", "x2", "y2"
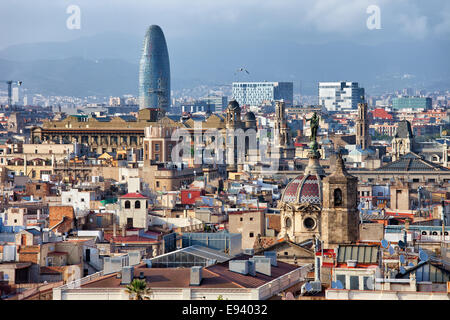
[
  {"x1": 232, "y1": 82, "x2": 293, "y2": 107},
  {"x1": 392, "y1": 97, "x2": 432, "y2": 110},
  {"x1": 139, "y1": 25, "x2": 171, "y2": 115}
]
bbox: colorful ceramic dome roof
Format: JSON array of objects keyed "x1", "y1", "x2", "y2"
[{"x1": 280, "y1": 174, "x2": 322, "y2": 205}]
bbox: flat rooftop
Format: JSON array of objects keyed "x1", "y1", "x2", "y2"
[{"x1": 80, "y1": 255, "x2": 298, "y2": 290}]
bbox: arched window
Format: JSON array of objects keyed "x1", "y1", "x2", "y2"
[
  {"x1": 421, "y1": 231, "x2": 427, "y2": 235},
  {"x1": 334, "y1": 188, "x2": 343, "y2": 206},
  {"x1": 125, "y1": 200, "x2": 130, "y2": 209},
  {"x1": 432, "y1": 231, "x2": 438, "y2": 236},
  {"x1": 135, "y1": 200, "x2": 141, "y2": 209},
  {"x1": 285, "y1": 217, "x2": 292, "y2": 228}
]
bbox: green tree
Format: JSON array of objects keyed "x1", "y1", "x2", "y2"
[{"x1": 126, "y1": 279, "x2": 150, "y2": 300}]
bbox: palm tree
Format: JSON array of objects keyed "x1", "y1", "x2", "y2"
[{"x1": 126, "y1": 279, "x2": 150, "y2": 300}]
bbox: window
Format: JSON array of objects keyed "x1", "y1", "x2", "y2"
[
  {"x1": 240, "y1": 217, "x2": 243, "y2": 221},
  {"x1": 81, "y1": 198, "x2": 85, "y2": 202},
  {"x1": 68, "y1": 198, "x2": 71, "y2": 202},
  {"x1": 285, "y1": 217, "x2": 292, "y2": 228},
  {"x1": 349, "y1": 276, "x2": 359, "y2": 290},
  {"x1": 336, "y1": 275, "x2": 346, "y2": 288},
  {"x1": 155, "y1": 143, "x2": 160, "y2": 151},
  {"x1": 135, "y1": 200, "x2": 141, "y2": 209},
  {"x1": 156, "y1": 181, "x2": 160, "y2": 188},
  {"x1": 36, "y1": 185, "x2": 41, "y2": 190},
  {"x1": 303, "y1": 217, "x2": 316, "y2": 229},
  {"x1": 188, "y1": 193, "x2": 192, "y2": 199},
  {"x1": 155, "y1": 154, "x2": 160, "y2": 161},
  {"x1": 125, "y1": 200, "x2": 131, "y2": 209},
  {"x1": 249, "y1": 232, "x2": 254, "y2": 238},
  {"x1": 334, "y1": 188, "x2": 343, "y2": 206},
  {"x1": 363, "y1": 276, "x2": 373, "y2": 290},
  {"x1": 250, "y1": 217, "x2": 254, "y2": 221}
]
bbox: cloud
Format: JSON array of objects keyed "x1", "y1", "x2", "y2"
[{"x1": 0, "y1": 0, "x2": 448, "y2": 49}]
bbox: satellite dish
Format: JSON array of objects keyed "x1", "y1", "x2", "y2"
[
  {"x1": 365, "y1": 277, "x2": 374, "y2": 290},
  {"x1": 381, "y1": 239, "x2": 389, "y2": 249},
  {"x1": 399, "y1": 255, "x2": 406, "y2": 264},
  {"x1": 398, "y1": 240, "x2": 405, "y2": 248},
  {"x1": 419, "y1": 250, "x2": 428, "y2": 262},
  {"x1": 399, "y1": 266, "x2": 406, "y2": 274},
  {"x1": 305, "y1": 282, "x2": 312, "y2": 292},
  {"x1": 388, "y1": 246, "x2": 395, "y2": 255},
  {"x1": 336, "y1": 280, "x2": 344, "y2": 289},
  {"x1": 285, "y1": 292, "x2": 295, "y2": 300}
]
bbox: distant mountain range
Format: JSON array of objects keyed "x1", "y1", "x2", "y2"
[{"x1": 0, "y1": 32, "x2": 449, "y2": 97}]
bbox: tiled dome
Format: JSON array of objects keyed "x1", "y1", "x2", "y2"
[{"x1": 281, "y1": 174, "x2": 322, "y2": 205}]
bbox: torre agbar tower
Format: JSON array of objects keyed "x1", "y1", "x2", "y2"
[{"x1": 139, "y1": 25, "x2": 171, "y2": 118}]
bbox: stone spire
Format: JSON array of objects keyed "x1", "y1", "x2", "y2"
[{"x1": 329, "y1": 152, "x2": 352, "y2": 178}]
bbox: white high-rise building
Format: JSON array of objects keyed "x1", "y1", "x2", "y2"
[
  {"x1": 318, "y1": 81, "x2": 364, "y2": 111},
  {"x1": 232, "y1": 82, "x2": 293, "y2": 107},
  {"x1": 12, "y1": 87, "x2": 20, "y2": 105}
]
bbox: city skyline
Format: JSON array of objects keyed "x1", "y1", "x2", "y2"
[{"x1": 0, "y1": 1, "x2": 449, "y2": 97}]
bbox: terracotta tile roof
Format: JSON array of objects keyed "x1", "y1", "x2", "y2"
[
  {"x1": 48, "y1": 251, "x2": 68, "y2": 256},
  {"x1": 40, "y1": 266, "x2": 63, "y2": 275},
  {"x1": 82, "y1": 268, "x2": 241, "y2": 289},
  {"x1": 103, "y1": 234, "x2": 158, "y2": 244},
  {"x1": 206, "y1": 255, "x2": 298, "y2": 288},
  {"x1": 120, "y1": 193, "x2": 148, "y2": 199},
  {"x1": 18, "y1": 245, "x2": 40, "y2": 254},
  {"x1": 80, "y1": 257, "x2": 299, "y2": 290}
]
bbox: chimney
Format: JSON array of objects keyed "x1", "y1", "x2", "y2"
[
  {"x1": 121, "y1": 224, "x2": 126, "y2": 237},
  {"x1": 121, "y1": 266, "x2": 134, "y2": 285},
  {"x1": 37, "y1": 209, "x2": 41, "y2": 220},
  {"x1": 113, "y1": 215, "x2": 117, "y2": 237},
  {"x1": 190, "y1": 266, "x2": 202, "y2": 286}
]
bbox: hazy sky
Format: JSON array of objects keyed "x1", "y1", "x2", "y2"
[{"x1": 1, "y1": 0, "x2": 449, "y2": 49}]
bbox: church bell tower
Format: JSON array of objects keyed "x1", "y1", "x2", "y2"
[{"x1": 321, "y1": 153, "x2": 359, "y2": 248}]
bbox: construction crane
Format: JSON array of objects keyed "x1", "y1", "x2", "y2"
[{"x1": 1, "y1": 80, "x2": 22, "y2": 106}]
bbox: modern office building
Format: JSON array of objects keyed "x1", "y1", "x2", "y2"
[
  {"x1": 181, "y1": 100, "x2": 210, "y2": 114},
  {"x1": 232, "y1": 82, "x2": 293, "y2": 107},
  {"x1": 139, "y1": 25, "x2": 171, "y2": 117},
  {"x1": 318, "y1": 81, "x2": 364, "y2": 111},
  {"x1": 392, "y1": 97, "x2": 432, "y2": 111},
  {"x1": 203, "y1": 96, "x2": 228, "y2": 113}
]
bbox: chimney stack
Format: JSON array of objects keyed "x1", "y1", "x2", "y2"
[{"x1": 113, "y1": 215, "x2": 117, "y2": 237}]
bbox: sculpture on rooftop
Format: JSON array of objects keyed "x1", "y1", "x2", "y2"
[{"x1": 304, "y1": 112, "x2": 320, "y2": 153}]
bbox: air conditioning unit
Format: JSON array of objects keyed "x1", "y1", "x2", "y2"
[{"x1": 346, "y1": 260, "x2": 357, "y2": 267}]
